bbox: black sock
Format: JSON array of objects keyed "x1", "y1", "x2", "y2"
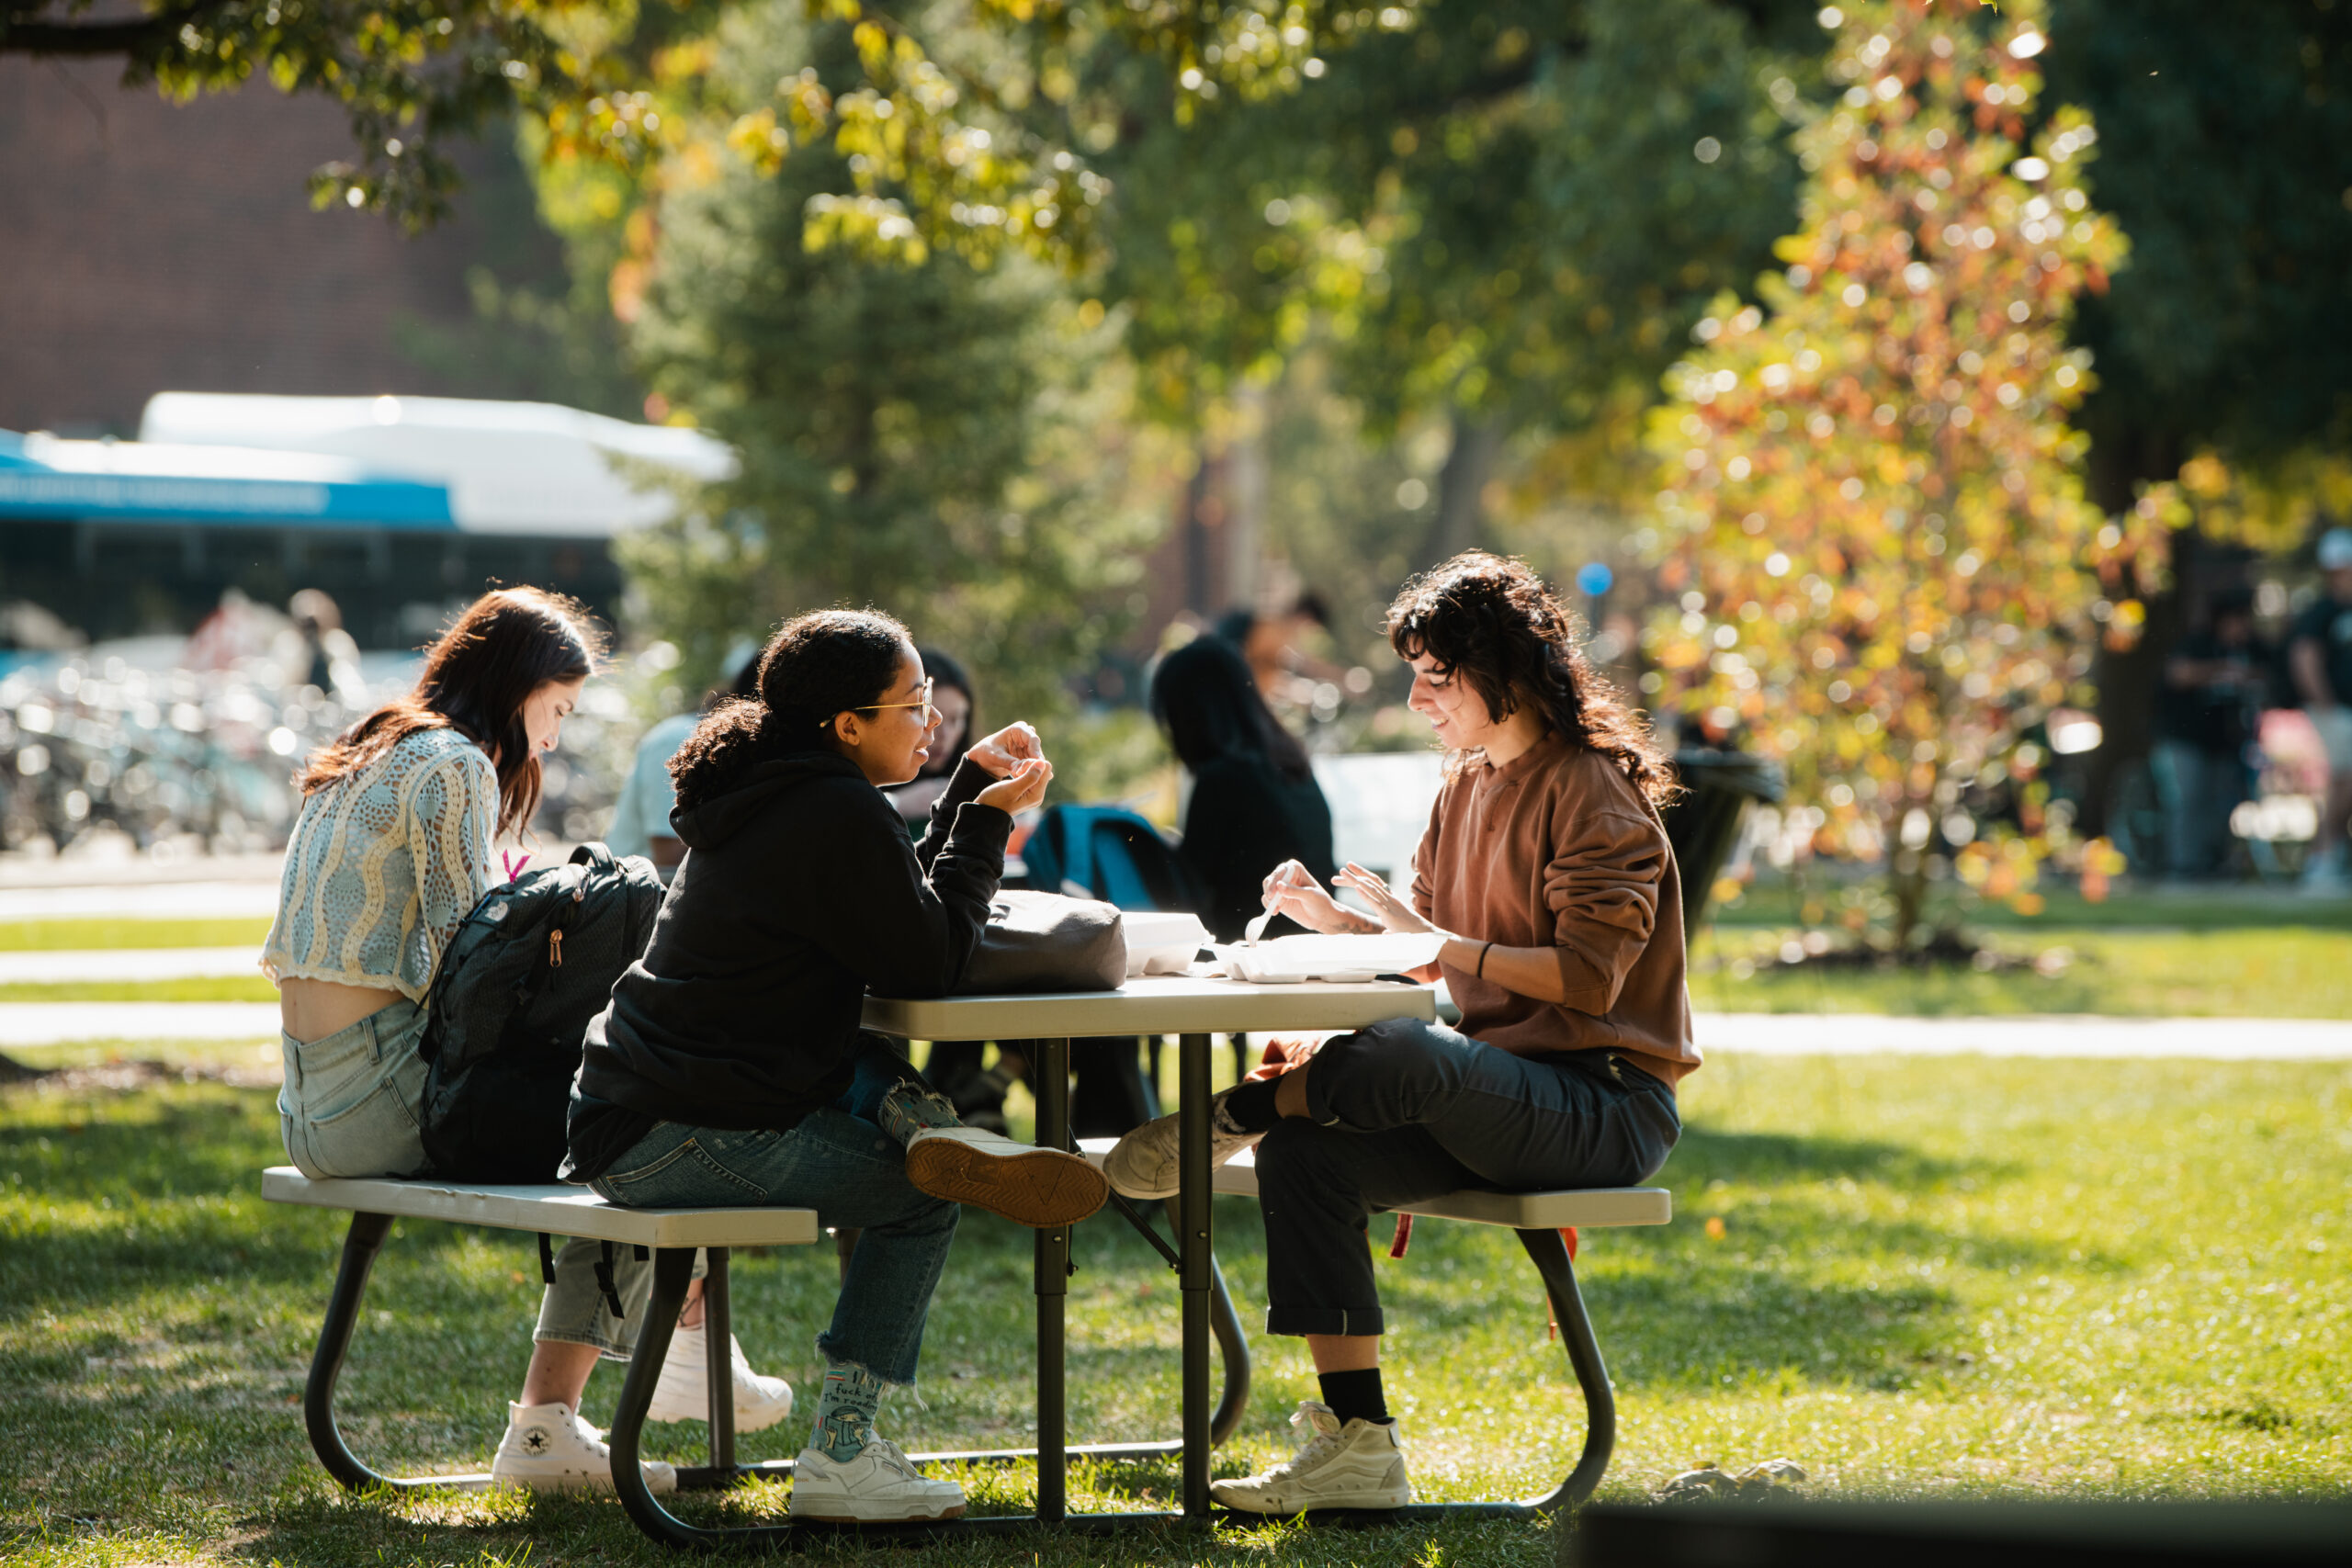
[
  {"x1": 1318, "y1": 1367, "x2": 1390, "y2": 1427},
  {"x1": 1218, "y1": 1077, "x2": 1283, "y2": 1134}
]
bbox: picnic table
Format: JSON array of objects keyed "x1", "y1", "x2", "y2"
[{"x1": 269, "y1": 973, "x2": 1671, "y2": 1546}]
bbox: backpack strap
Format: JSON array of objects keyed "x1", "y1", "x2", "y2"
[{"x1": 594, "y1": 1240, "x2": 627, "y2": 1319}]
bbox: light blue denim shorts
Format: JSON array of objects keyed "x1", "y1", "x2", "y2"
[{"x1": 278, "y1": 997, "x2": 431, "y2": 1179}]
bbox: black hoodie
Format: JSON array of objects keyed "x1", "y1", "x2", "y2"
[{"x1": 562, "y1": 749, "x2": 1009, "y2": 1180}]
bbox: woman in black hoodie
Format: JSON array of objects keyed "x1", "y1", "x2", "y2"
[{"x1": 563, "y1": 609, "x2": 1105, "y2": 1524}]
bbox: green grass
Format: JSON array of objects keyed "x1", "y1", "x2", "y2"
[
  {"x1": 1690, "y1": 927, "x2": 2352, "y2": 1019},
  {"x1": 0, "y1": 919, "x2": 275, "y2": 953},
  {"x1": 1713, "y1": 882, "x2": 2352, "y2": 933},
  {"x1": 0, "y1": 976, "x2": 279, "y2": 1005},
  {"x1": 1, "y1": 1053, "x2": 2344, "y2": 1566}
]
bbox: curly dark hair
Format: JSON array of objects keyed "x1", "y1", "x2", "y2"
[
  {"x1": 1387, "y1": 551, "x2": 1679, "y2": 808},
  {"x1": 669, "y1": 609, "x2": 911, "y2": 811}
]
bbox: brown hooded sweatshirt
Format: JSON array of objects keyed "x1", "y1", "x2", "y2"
[{"x1": 1409, "y1": 729, "x2": 1700, "y2": 1089}]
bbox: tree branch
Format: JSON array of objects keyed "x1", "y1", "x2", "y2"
[{"x1": 0, "y1": 5, "x2": 213, "y2": 59}]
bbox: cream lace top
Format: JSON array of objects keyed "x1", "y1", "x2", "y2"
[{"x1": 261, "y1": 727, "x2": 502, "y2": 1004}]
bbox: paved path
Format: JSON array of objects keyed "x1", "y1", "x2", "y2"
[
  {"x1": 0, "y1": 1002, "x2": 283, "y2": 1046},
  {"x1": 0, "y1": 882, "x2": 281, "y2": 921},
  {"x1": 3, "y1": 1000, "x2": 2348, "y2": 1056},
  {"x1": 0, "y1": 946, "x2": 259, "y2": 983}
]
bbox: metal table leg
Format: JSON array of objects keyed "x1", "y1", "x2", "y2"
[
  {"x1": 704, "y1": 1247, "x2": 736, "y2": 1472},
  {"x1": 302, "y1": 1212, "x2": 501, "y2": 1491},
  {"x1": 1034, "y1": 1034, "x2": 1071, "y2": 1521},
  {"x1": 1179, "y1": 1030, "x2": 1213, "y2": 1517}
]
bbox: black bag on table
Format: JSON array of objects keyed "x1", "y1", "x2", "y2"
[
  {"x1": 954, "y1": 889, "x2": 1126, "y2": 994},
  {"x1": 420, "y1": 842, "x2": 665, "y2": 1181}
]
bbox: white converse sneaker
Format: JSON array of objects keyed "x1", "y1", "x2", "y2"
[
  {"x1": 787, "y1": 1437, "x2": 967, "y2": 1522},
  {"x1": 490, "y1": 1400, "x2": 678, "y2": 1495},
  {"x1": 903, "y1": 1125, "x2": 1108, "y2": 1227},
  {"x1": 1210, "y1": 1401, "x2": 1412, "y2": 1515},
  {"x1": 1102, "y1": 1092, "x2": 1262, "y2": 1201},
  {"x1": 646, "y1": 1322, "x2": 795, "y2": 1431}
]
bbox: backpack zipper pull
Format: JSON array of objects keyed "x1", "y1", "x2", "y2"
[{"x1": 548, "y1": 929, "x2": 564, "y2": 967}]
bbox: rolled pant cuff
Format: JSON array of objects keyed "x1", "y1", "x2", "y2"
[
  {"x1": 814, "y1": 1337, "x2": 917, "y2": 1387},
  {"x1": 1264, "y1": 1305, "x2": 1385, "y2": 1337}
]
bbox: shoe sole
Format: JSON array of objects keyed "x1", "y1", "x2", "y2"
[
  {"x1": 789, "y1": 1500, "x2": 968, "y2": 1523},
  {"x1": 1210, "y1": 1487, "x2": 1412, "y2": 1514},
  {"x1": 904, "y1": 1140, "x2": 1108, "y2": 1227},
  {"x1": 492, "y1": 1469, "x2": 678, "y2": 1496},
  {"x1": 644, "y1": 1398, "x2": 793, "y2": 1432}
]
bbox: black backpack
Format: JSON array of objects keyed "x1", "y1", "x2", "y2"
[{"x1": 419, "y1": 842, "x2": 666, "y2": 1182}]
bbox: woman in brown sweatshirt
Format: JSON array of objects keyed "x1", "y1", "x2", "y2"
[{"x1": 1105, "y1": 551, "x2": 1693, "y2": 1515}]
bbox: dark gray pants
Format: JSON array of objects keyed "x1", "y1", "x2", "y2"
[{"x1": 1256, "y1": 1017, "x2": 1680, "y2": 1337}]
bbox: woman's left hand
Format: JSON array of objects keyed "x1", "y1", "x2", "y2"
[
  {"x1": 967, "y1": 722, "x2": 1045, "y2": 778},
  {"x1": 1333, "y1": 863, "x2": 1444, "y2": 937}
]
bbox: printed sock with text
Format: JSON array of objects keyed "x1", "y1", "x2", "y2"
[
  {"x1": 808, "y1": 1362, "x2": 884, "y2": 1462},
  {"x1": 876, "y1": 1080, "x2": 962, "y2": 1148}
]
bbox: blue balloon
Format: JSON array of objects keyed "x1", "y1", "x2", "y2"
[{"x1": 1575, "y1": 561, "x2": 1615, "y2": 597}]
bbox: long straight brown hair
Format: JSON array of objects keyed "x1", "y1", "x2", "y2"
[{"x1": 296, "y1": 587, "x2": 605, "y2": 835}]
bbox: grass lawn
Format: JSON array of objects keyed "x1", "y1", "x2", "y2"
[
  {"x1": 0, "y1": 1052, "x2": 2343, "y2": 1567},
  {"x1": 1690, "y1": 926, "x2": 2352, "y2": 1019},
  {"x1": 0, "y1": 919, "x2": 275, "y2": 953},
  {"x1": 0, "y1": 977, "x2": 280, "y2": 1005}
]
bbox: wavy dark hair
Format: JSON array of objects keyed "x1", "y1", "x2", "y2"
[
  {"x1": 1150, "y1": 634, "x2": 1313, "y2": 783},
  {"x1": 297, "y1": 586, "x2": 603, "y2": 835},
  {"x1": 669, "y1": 609, "x2": 912, "y2": 812},
  {"x1": 1387, "y1": 551, "x2": 1679, "y2": 808}
]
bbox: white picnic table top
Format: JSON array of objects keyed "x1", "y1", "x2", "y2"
[{"x1": 861, "y1": 973, "x2": 1437, "y2": 1042}]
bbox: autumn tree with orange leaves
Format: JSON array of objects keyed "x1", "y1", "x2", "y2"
[{"x1": 1645, "y1": 0, "x2": 2165, "y2": 952}]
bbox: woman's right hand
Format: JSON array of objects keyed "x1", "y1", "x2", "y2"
[
  {"x1": 1259, "y1": 859, "x2": 1368, "y2": 934},
  {"x1": 975, "y1": 756, "x2": 1052, "y2": 815}
]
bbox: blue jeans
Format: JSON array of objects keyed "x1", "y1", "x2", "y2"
[
  {"x1": 1257, "y1": 1017, "x2": 1680, "y2": 1337},
  {"x1": 587, "y1": 1038, "x2": 958, "y2": 1384}
]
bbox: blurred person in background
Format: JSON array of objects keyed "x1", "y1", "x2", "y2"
[
  {"x1": 266, "y1": 588, "x2": 789, "y2": 1495},
  {"x1": 286, "y1": 589, "x2": 367, "y2": 706},
  {"x1": 607, "y1": 643, "x2": 762, "y2": 873},
  {"x1": 2152, "y1": 591, "x2": 2265, "y2": 883},
  {"x1": 1151, "y1": 635, "x2": 1336, "y2": 942},
  {"x1": 886, "y1": 650, "x2": 1018, "y2": 1127},
  {"x1": 1216, "y1": 592, "x2": 1334, "y2": 704},
  {"x1": 2289, "y1": 527, "x2": 2352, "y2": 892},
  {"x1": 885, "y1": 649, "x2": 977, "y2": 829}
]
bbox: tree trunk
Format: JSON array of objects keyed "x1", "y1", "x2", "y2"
[{"x1": 1425, "y1": 412, "x2": 1503, "y2": 565}]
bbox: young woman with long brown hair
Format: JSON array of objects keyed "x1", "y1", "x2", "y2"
[
  {"x1": 1106, "y1": 551, "x2": 1695, "y2": 1514},
  {"x1": 264, "y1": 586, "x2": 789, "y2": 1495}
]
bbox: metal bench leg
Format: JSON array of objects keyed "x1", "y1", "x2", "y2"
[
  {"x1": 305, "y1": 1211, "x2": 418, "y2": 1492},
  {"x1": 1514, "y1": 1225, "x2": 1614, "y2": 1513}
]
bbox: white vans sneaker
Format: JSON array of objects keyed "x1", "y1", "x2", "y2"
[
  {"x1": 1210, "y1": 1401, "x2": 1412, "y2": 1515},
  {"x1": 490, "y1": 1400, "x2": 677, "y2": 1495},
  {"x1": 646, "y1": 1322, "x2": 795, "y2": 1431},
  {"x1": 787, "y1": 1437, "x2": 967, "y2": 1522},
  {"x1": 903, "y1": 1125, "x2": 1107, "y2": 1227},
  {"x1": 1102, "y1": 1093, "x2": 1262, "y2": 1201}
]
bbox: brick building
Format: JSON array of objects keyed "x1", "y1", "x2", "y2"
[{"x1": 0, "y1": 57, "x2": 561, "y2": 438}]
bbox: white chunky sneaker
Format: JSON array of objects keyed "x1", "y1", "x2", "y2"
[
  {"x1": 646, "y1": 1322, "x2": 795, "y2": 1431},
  {"x1": 787, "y1": 1437, "x2": 967, "y2": 1522},
  {"x1": 903, "y1": 1124, "x2": 1107, "y2": 1227},
  {"x1": 1102, "y1": 1092, "x2": 1262, "y2": 1201},
  {"x1": 1210, "y1": 1401, "x2": 1412, "y2": 1515},
  {"x1": 490, "y1": 1401, "x2": 677, "y2": 1495}
]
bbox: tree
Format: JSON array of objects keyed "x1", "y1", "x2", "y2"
[
  {"x1": 1648, "y1": 0, "x2": 2149, "y2": 951},
  {"x1": 612, "y1": 1, "x2": 1170, "y2": 730}
]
